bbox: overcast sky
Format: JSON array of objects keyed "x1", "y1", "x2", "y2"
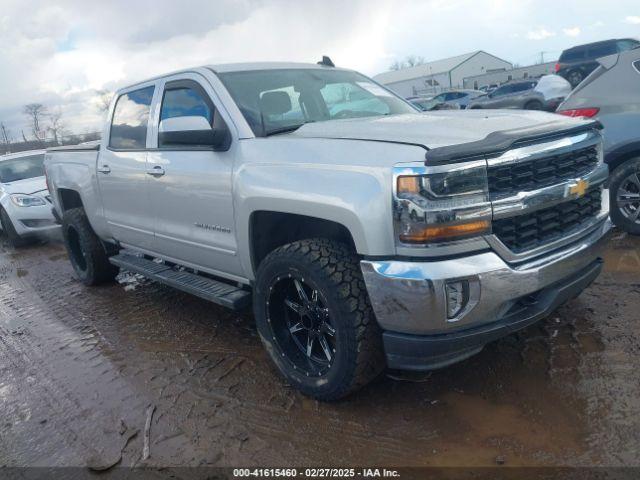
[{"x1": 1, "y1": 0, "x2": 638, "y2": 139}]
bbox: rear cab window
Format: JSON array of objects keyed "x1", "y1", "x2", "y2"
[{"x1": 109, "y1": 86, "x2": 155, "y2": 150}]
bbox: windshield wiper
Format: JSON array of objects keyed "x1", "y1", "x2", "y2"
[{"x1": 264, "y1": 124, "x2": 307, "y2": 137}]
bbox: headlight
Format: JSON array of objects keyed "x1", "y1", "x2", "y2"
[
  {"x1": 393, "y1": 161, "x2": 491, "y2": 245},
  {"x1": 10, "y1": 194, "x2": 46, "y2": 207}
]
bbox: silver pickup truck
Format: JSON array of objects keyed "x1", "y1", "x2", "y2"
[{"x1": 45, "y1": 61, "x2": 611, "y2": 400}]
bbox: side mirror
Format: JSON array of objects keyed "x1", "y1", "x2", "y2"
[{"x1": 159, "y1": 115, "x2": 230, "y2": 151}]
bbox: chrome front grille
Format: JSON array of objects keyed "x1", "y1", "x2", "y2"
[
  {"x1": 493, "y1": 188, "x2": 603, "y2": 253},
  {"x1": 487, "y1": 145, "x2": 599, "y2": 199}
]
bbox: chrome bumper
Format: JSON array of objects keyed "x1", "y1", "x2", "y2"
[{"x1": 361, "y1": 218, "x2": 611, "y2": 336}]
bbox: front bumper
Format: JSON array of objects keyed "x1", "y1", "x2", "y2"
[
  {"x1": 3, "y1": 202, "x2": 60, "y2": 238},
  {"x1": 360, "y1": 218, "x2": 611, "y2": 370}
]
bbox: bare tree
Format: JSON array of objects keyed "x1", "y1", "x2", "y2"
[
  {"x1": 23, "y1": 103, "x2": 47, "y2": 142},
  {"x1": 47, "y1": 109, "x2": 66, "y2": 146},
  {"x1": 96, "y1": 90, "x2": 113, "y2": 113},
  {"x1": 0, "y1": 122, "x2": 12, "y2": 152},
  {"x1": 404, "y1": 55, "x2": 425, "y2": 68},
  {"x1": 389, "y1": 60, "x2": 403, "y2": 71},
  {"x1": 389, "y1": 55, "x2": 426, "y2": 71}
]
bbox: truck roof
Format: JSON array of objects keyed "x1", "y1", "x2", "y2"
[{"x1": 121, "y1": 61, "x2": 350, "y2": 92}]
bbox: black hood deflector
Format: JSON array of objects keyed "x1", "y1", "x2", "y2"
[{"x1": 424, "y1": 120, "x2": 602, "y2": 166}]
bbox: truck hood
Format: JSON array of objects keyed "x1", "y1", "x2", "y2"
[
  {"x1": 1, "y1": 176, "x2": 48, "y2": 195},
  {"x1": 291, "y1": 110, "x2": 586, "y2": 150}
]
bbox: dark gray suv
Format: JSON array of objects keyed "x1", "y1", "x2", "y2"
[
  {"x1": 556, "y1": 38, "x2": 640, "y2": 87},
  {"x1": 558, "y1": 47, "x2": 640, "y2": 234}
]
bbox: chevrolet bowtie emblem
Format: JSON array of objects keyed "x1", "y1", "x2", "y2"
[{"x1": 567, "y1": 179, "x2": 589, "y2": 198}]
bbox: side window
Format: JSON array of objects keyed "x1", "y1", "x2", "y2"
[
  {"x1": 588, "y1": 43, "x2": 617, "y2": 59},
  {"x1": 160, "y1": 85, "x2": 213, "y2": 124},
  {"x1": 561, "y1": 49, "x2": 585, "y2": 62},
  {"x1": 634, "y1": 60, "x2": 640, "y2": 75},
  {"x1": 512, "y1": 83, "x2": 530, "y2": 93},
  {"x1": 493, "y1": 85, "x2": 510, "y2": 96},
  {"x1": 617, "y1": 40, "x2": 639, "y2": 52},
  {"x1": 109, "y1": 86, "x2": 155, "y2": 150}
]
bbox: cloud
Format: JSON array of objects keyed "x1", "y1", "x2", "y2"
[
  {"x1": 625, "y1": 16, "x2": 640, "y2": 24},
  {"x1": 527, "y1": 28, "x2": 556, "y2": 40},
  {"x1": 563, "y1": 27, "x2": 581, "y2": 37},
  {"x1": 1, "y1": 0, "x2": 639, "y2": 140}
]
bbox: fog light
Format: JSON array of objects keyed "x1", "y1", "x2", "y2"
[{"x1": 445, "y1": 280, "x2": 470, "y2": 320}]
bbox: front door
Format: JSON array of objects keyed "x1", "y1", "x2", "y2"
[
  {"x1": 146, "y1": 78, "x2": 242, "y2": 278},
  {"x1": 97, "y1": 85, "x2": 156, "y2": 251}
]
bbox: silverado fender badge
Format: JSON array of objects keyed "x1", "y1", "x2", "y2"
[
  {"x1": 566, "y1": 178, "x2": 589, "y2": 198},
  {"x1": 194, "y1": 222, "x2": 231, "y2": 233}
]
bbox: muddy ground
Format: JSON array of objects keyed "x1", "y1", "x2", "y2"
[{"x1": 0, "y1": 232, "x2": 639, "y2": 471}]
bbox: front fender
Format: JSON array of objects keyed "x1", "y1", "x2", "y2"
[{"x1": 234, "y1": 162, "x2": 395, "y2": 280}]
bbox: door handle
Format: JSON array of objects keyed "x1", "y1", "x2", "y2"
[
  {"x1": 147, "y1": 165, "x2": 165, "y2": 177},
  {"x1": 97, "y1": 165, "x2": 111, "y2": 174}
]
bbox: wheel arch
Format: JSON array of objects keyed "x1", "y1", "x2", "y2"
[
  {"x1": 57, "y1": 188, "x2": 84, "y2": 212},
  {"x1": 249, "y1": 211, "x2": 357, "y2": 275},
  {"x1": 605, "y1": 141, "x2": 640, "y2": 174}
]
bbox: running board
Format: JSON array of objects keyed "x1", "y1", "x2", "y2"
[{"x1": 109, "y1": 253, "x2": 251, "y2": 310}]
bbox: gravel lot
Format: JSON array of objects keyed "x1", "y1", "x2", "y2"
[{"x1": 0, "y1": 232, "x2": 639, "y2": 470}]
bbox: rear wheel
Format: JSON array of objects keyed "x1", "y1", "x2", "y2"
[
  {"x1": 0, "y1": 208, "x2": 28, "y2": 247},
  {"x1": 524, "y1": 100, "x2": 544, "y2": 111},
  {"x1": 609, "y1": 158, "x2": 640, "y2": 235},
  {"x1": 62, "y1": 208, "x2": 119, "y2": 285},
  {"x1": 253, "y1": 239, "x2": 384, "y2": 401},
  {"x1": 567, "y1": 70, "x2": 584, "y2": 88}
]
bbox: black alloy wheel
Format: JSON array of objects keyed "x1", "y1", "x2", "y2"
[{"x1": 267, "y1": 274, "x2": 337, "y2": 376}]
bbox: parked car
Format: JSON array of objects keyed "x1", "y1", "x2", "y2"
[
  {"x1": 479, "y1": 84, "x2": 498, "y2": 94},
  {"x1": 468, "y1": 80, "x2": 559, "y2": 110},
  {"x1": 406, "y1": 95, "x2": 434, "y2": 111},
  {"x1": 557, "y1": 47, "x2": 640, "y2": 234},
  {"x1": 0, "y1": 149, "x2": 58, "y2": 246},
  {"x1": 556, "y1": 38, "x2": 640, "y2": 88},
  {"x1": 533, "y1": 74, "x2": 572, "y2": 110},
  {"x1": 406, "y1": 95, "x2": 459, "y2": 111},
  {"x1": 422, "y1": 89, "x2": 485, "y2": 110},
  {"x1": 46, "y1": 60, "x2": 610, "y2": 400}
]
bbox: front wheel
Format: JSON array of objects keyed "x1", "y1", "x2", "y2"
[
  {"x1": 62, "y1": 208, "x2": 119, "y2": 285},
  {"x1": 253, "y1": 239, "x2": 384, "y2": 401},
  {"x1": 609, "y1": 158, "x2": 640, "y2": 235}
]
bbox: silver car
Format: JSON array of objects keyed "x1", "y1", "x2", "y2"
[
  {"x1": 424, "y1": 89, "x2": 485, "y2": 109},
  {"x1": 469, "y1": 81, "x2": 552, "y2": 111},
  {"x1": 558, "y1": 47, "x2": 640, "y2": 234},
  {"x1": 0, "y1": 150, "x2": 59, "y2": 246}
]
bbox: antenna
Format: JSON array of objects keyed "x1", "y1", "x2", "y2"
[{"x1": 317, "y1": 56, "x2": 335, "y2": 67}]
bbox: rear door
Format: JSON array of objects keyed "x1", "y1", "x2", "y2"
[
  {"x1": 146, "y1": 74, "x2": 243, "y2": 278},
  {"x1": 487, "y1": 85, "x2": 512, "y2": 108},
  {"x1": 97, "y1": 84, "x2": 158, "y2": 250}
]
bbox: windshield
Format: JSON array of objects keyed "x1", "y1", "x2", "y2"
[
  {"x1": 217, "y1": 68, "x2": 417, "y2": 136},
  {"x1": 0, "y1": 154, "x2": 45, "y2": 183}
]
